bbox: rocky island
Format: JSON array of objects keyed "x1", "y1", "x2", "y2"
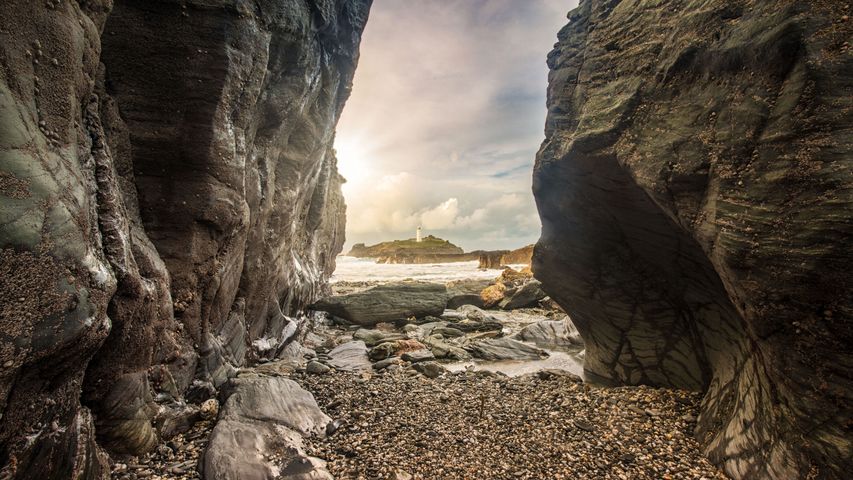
[
  {"x1": 347, "y1": 235, "x2": 535, "y2": 268},
  {"x1": 347, "y1": 235, "x2": 475, "y2": 264}
]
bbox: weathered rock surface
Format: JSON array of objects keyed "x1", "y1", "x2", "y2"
[
  {"x1": 326, "y1": 341, "x2": 372, "y2": 372},
  {"x1": 312, "y1": 281, "x2": 448, "y2": 326},
  {"x1": 515, "y1": 319, "x2": 583, "y2": 350},
  {"x1": 0, "y1": 1, "x2": 370, "y2": 478},
  {"x1": 203, "y1": 376, "x2": 332, "y2": 479},
  {"x1": 498, "y1": 279, "x2": 548, "y2": 310},
  {"x1": 445, "y1": 278, "x2": 492, "y2": 309},
  {"x1": 533, "y1": 1, "x2": 852, "y2": 478},
  {"x1": 464, "y1": 338, "x2": 549, "y2": 362}
]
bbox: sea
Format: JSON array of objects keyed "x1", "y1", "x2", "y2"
[{"x1": 330, "y1": 255, "x2": 514, "y2": 283}]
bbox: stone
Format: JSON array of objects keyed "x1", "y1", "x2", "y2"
[
  {"x1": 433, "y1": 326, "x2": 465, "y2": 338},
  {"x1": 533, "y1": 1, "x2": 852, "y2": 478},
  {"x1": 498, "y1": 280, "x2": 547, "y2": 310},
  {"x1": 372, "y1": 358, "x2": 403, "y2": 371},
  {"x1": 199, "y1": 399, "x2": 219, "y2": 421},
  {"x1": 312, "y1": 282, "x2": 449, "y2": 326},
  {"x1": 446, "y1": 279, "x2": 492, "y2": 309},
  {"x1": 306, "y1": 361, "x2": 331, "y2": 375},
  {"x1": 368, "y1": 342, "x2": 397, "y2": 361},
  {"x1": 327, "y1": 341, "x2": 372, "y2": 372},
  {"x1": 464, "y1": 338, "x2": 549, "y2": 361},
  {"x1": 412, "y1": 362, "x2": 446, "y2": 379},
  {"x1": 515, "y1": 319, "x2": 583, "y2": 350},
  {"x1": 203, "y1": 376, "x2": 332, "y2": 480},
  {"x1": 401, "y1": 349, "x2": 435, "y2": 363},
  {"x1": 353, "y1": 328, "x2": 406, "y2": 347}
]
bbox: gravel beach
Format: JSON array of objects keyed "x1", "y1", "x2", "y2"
[{"x1": 299, "y1": 369, "x2": 727, "y2": 480}]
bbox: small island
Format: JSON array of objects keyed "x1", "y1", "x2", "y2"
[{"x1": 347, "y1": 227, "x2": 533, "y2": 267}]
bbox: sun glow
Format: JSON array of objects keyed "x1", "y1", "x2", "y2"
[{"x1": 334, "y1": 135, "x2": 373, "y2": 189}]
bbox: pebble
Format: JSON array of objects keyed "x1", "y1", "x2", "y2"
[
  {"x1": 198, "y1": 399, "x2": 219, "y2": 420},
  {"x1": 297, "y1": 371, "x2": 728, "y2": 480}
]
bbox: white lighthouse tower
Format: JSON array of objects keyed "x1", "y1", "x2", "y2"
[{"x1": 416, "y1": 226, "x2": 422, "y2": 242}]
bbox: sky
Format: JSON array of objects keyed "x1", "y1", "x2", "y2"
[{"x1": 335, "y1": 0, "x2": 579, "y2": 252}]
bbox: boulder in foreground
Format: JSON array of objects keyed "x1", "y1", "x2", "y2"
[
  {"x1": 203, "y1": 376, "x2": 332, "y2": 480},
  {"x1": 312, "y1": 282, "x2": 448, "y2": 326}
]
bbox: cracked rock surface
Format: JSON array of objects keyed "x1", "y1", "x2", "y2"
[{"x1": 533, "y1": 1, "x2": 852, "y2": 478}]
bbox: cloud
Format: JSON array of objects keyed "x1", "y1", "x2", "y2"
[{"x1": 336, "y1": 0, "x2": 578, "y2": 251}]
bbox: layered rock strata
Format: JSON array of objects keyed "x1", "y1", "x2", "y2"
[
  {"x1": 533, "y1": 1, "x2": 852, "y2": 478},
  {"x1": 0, "y1": 1, "x2": 370, "y2": 478}
]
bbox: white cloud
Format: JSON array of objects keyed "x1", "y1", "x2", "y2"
[{"x1": 337, "y1": 0, "x2": 578, "y2": 251}]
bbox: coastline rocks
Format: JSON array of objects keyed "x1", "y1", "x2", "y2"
[
  {"x1": 498, "y1": 280, "x2": 547, "y2": 310},
  {"x1": 464, "y1": 338, "x2": 549, "y2": 361},
  {"x1": 312, "y1": 282, "x2": 448, "y2": 326},
  {"x1": 515, "y1": 319, "x2": 583, "y2": 350},
  {"x1": 306, "y1": 361, "x2": 332, "y2": 375},
  {"x1": 446, "y1": 279, "x2": 493, "y2": 309},
  {"x1": 203, "y1": 376, "x2": 331, "y2": 480}
]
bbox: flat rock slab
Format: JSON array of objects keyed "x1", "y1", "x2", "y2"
[
  {"x1": 515, "y1": 319, "x2": 583, "y2": 350},
  {"x1": 313, "y1": 281, "x2": 448, "y2": 326},
  {"x1": 203, "y1": 376, "x2": 332, "y2": 480},
  {"x1": 401, "y1": 349, "x2": 435, "y2": 363},
  {"x1": 464, "y1": 338, "x2": 549, "y2": 361},
  {"x1": 327, "y1": 341, "x2": 372, "y2": 372}
]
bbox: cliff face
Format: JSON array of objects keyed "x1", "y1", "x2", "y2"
[
  {"x1": 0, "y1": 0, "x2": 369, "y2": 478},
  {"x1": 533, "y1": 1, "x2": 851, "y2": 479}
]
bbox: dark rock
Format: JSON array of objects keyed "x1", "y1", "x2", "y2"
[
  {"x1": 464, "y1": 338, "x2": 549, "y2": 361},
  {"x1": 372, "y1": 358, "x2": 403, "y2": 371},
  {"x1": 433, "y1": 327, "x2": 465, "y2": 338},
  {"x1": 401, "y1": 349, "x2": 435, "y2": 363},
  {"x1": 515, "y1": 319, "x2": 583, "y2": 350},
  {"x1": 313, "y1": 282, "x2": 448, "y2": 326},
  {"x1": 533, "y1": 1, "x2": 851, "y2": 478},
  {"x1": 498, "y1": 280, "x2": 547, "y2": 310},
  {"x1": 413, "y1": 362, "x2": 446, "y2": 379},
  {"x1": 368, "y1": 342, "x2": 397, "y2": 361},
  {"x1": 446, "y1": 279, "x2": 492, "y2": 309},
  {"x1": 306, "y1": 361, "x2": 331, "y2": 375}
]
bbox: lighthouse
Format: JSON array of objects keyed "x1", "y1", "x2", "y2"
[{"x1": 416, "y1": 226, "x2": 422, "y2": 242}]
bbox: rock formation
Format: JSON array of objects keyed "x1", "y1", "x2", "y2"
[
  {"x1": 0, "y1": 1, "x2": 370, "y2": 478},
  {"x1": 533, "y1": 1, "x2": 851, "y2": 478},
  {"x1": 478, "y1": 244, "x2": 534, "y2": 269}
]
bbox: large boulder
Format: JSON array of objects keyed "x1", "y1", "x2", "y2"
[
  {"x1": 203, "y1": 376, "x2": 332, "y2": 480},
  {"x1": 533, "y1": 1, "x2": 852, "y2": 478},
  {"x1": 498, "y1": 280, "x2": 548, "y2": 310},
  {"x1": 312, "y1": 282, "x2": 448, "y2": 326},
  {"x1": 515, "y1": 319, "x2": 583, "y2": 350}
]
